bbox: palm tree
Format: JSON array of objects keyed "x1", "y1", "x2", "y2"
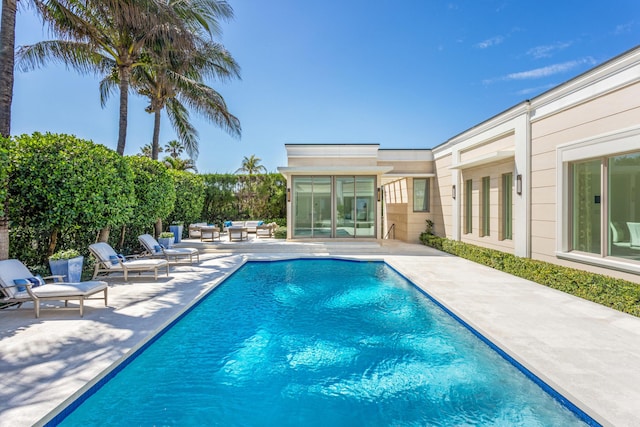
[
  {"x1": 236, "y1": 155, "x2": 267, "y2": 176},
  {"x1": 235, "y1": 155, "x2": 267, "y2": 217},
  {"x1": 0, "y1": 0, "x2": 17, "y2": 139},
  {"x1": 0, "y1": 0, "x2": 19, "y2": 260},
  {"x1": 164, "y1": 140, "x2": 184, "y2": 159},
  {"x1": 139, "y1": 143, "x2": 162, "y2": 157},
  {"x1": 18, "y1": 0, "x2": 197, "y2": 155},
  {"x1": 163, "y1": 156, "x2": 197, "y2": 172},
  {"x1": 134, "y1": 39, "x2": 241, "y2": 160}
]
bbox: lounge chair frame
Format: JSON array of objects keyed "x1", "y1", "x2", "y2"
[
  {"x1": 89, "y1": 243, "x2": 170, "y2": 282},
  {"x1": 138, "y1": 234, "x2": 200, "y2": 264},
  {"x1": 0, "y1": 259, "x2": 108, "y2": 318}
]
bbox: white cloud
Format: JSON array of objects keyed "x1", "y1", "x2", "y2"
[
  {"x1": 614, "y1": 21, "x2": 634, "y2": 35},
  {"x1": 483, "y1": 57, "x2": 598, "y2": 85},
  {"x1": 505, "y1": 57, "x2": 597, "y2": 80},
  {"x1": 527, "y1": 41, "x2": 572, "y2": 59},
  {"x1": 476, "y1": 35, "x2": 504, "y2": 49}
]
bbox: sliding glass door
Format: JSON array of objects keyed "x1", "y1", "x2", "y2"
[{"x1": 292, "y1": 176, "x2": 376, "y2": 238}]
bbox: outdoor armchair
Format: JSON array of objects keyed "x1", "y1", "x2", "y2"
[
  {"x1": 0, "y1": 259, "x2": 107, "y2": 318},
  {"x1": 138, "y1": 234, "x2": 200, "y2": 264},
  {"x1": 89, "y1": 242, "x2": 169, "y2": 282}
]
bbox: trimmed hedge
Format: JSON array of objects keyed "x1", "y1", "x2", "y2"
[{"x1": 420, "y1": 233, "x2": 640, "y2": 317}]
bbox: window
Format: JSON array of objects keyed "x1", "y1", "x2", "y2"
[
  {"x1": 502, "y1": 173, "x2": 513, "y2": 240},
  {"x1": 413, "y1": 178, "x2": 430, "y2": 212},
  {"x1": 608, "y1": 152, "x2": 640, "y2": 259},
  {"x1": 481, "y1": 176, "x2": 490, "y2": 236},
  {"x1": 465, "y1": 179, "x2": 473, "y2": 234},
  {"x1": 568, "y1": 151, "x2": 640, "y2": 261}
]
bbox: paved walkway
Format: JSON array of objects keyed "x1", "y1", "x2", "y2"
[{"x1": 1, "y1": 239, "x2": 639, "y2": 426}]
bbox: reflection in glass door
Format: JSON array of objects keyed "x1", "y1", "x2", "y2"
[
  {"x1": 336, "y1": 177, "x2": 355, "y2": 237},
  {"x1": 293, "y1": 176, "x2": 376, "y2": 238},
  {"x1": 354, "y1": 177, "x2": 375, "y2": 237},
  {"x1": 292, "y1": 177, "x2": 331, "y2": 238}
]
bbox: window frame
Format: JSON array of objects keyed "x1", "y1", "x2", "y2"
[{"x1": 412, "y1": 178, "x2": 430, "y2": 212}]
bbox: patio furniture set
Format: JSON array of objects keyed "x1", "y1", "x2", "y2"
[
  {"x1": 188, "y1": 221, "x2": 277, "y2": 241},
  {"x1": 0, "y1": 234, "x2": 203, "y2": 318}
]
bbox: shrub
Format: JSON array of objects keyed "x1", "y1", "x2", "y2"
[
  {"x1": 9, "y1": 132, "x2": 134, "y2": 263},
  {"x1": 420, "y1": 234, "x2": 640, "y2": 317},
  {"x1": 165, "y1": 170, "x2": 205, "y2": 234}
]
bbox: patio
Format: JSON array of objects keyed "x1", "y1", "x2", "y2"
[{"x1": 0, "y1": 239, "x2": 639, "y2": 426}]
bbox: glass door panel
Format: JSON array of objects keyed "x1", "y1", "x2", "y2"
[
  {"x1": 336, "y1": 177, "x2": 355, "y2": 237},
  {"x1": 292, "y1": 177, "x2": 313, "y2": 238},
  {"x1": 313, "y1": 177, "x2": 332, "y2": 237},
  {"x1": 572, "y1": 160, "x2": 601, "y2": 254},
  {"x1": 608, "y1": 152, "x2": 640, "y2": 260},
  {"x1": 355, "y1": 177, "x2": 375, "y2": 237}
]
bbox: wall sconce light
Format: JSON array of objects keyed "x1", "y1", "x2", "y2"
[
  {"x1": 452, "y1": 185, "x2": 456, "y2": 199},
  {"x1": 516, "y1": 174, "x2": 522, "y2": 195},
  {"x1": 377, "y1": 187, "x2": 381, "y2": 202},
  {"x1": 287, "y1": 188, "x2": 291, "y2": 202}
]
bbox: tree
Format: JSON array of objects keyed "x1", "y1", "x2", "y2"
[
  {"x1": 0, "y1": 0, "x2": 18, "y2": 260},
  {"x1": 164, "y1": 140, "x2": 184, "y2": 159},
  {"x1": 163, "y1": 156, "x2": 197, "y2": 172},
  {"x1": 0, "y1": 0, "x2": 17, "y2": 138},
  {"x1": 130, "y1": 38, "x2": 241, "y2": 160},
  {"x1": 236, "y1": 154, "x2": 267, "y2": 175},
  {"x1": 18, "y1": 0, "x2": 196, "y2": 155},
  {"x1": 139, "y1": 143, "x2": 162, "y2": 158}
]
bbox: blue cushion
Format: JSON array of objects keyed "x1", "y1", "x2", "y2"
[
  {"x1": 153, "y1": 245, "x2": 163, "y2": 253},
  {"x1": 109, "y1": 255, "x2": 120, "y2": 265},
  {"x1": 258, "y1": 221, "x2": 264, "y2": 226},
  {"x1": 27, "y1": 276, "x2": 45, "y2": 287},
  {"x1": 13, "y1": 278, "x2": 30, "y2": 292},
  {"x1": 13, "y1": 276, "x2": 44, "y2": 292},
  {"x1": 224, "y1": 220, "x2": 232, "y2": 227}
]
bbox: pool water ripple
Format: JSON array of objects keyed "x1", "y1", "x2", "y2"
[{"x1": 56, "y1": 259, "x2": 592, "y2": 426}]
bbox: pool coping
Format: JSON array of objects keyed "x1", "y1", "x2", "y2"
[{"x1": 1, "y1": 243, "x2": 639, "y2": 426}]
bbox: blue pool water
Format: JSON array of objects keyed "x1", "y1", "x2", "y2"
[{"x1": 55, "y1": 259, "x2": 593, "y2": 426}]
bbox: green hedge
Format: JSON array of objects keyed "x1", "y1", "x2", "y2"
[{"x1": 420, "y1": 233, "x2": 640, "y2": 317}]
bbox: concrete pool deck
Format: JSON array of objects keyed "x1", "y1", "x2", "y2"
[{"x1": 0, "y1": 239, "x2": 639, "y2": 426}]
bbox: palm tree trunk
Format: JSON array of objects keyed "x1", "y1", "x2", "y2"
[
  {"x1": 0, "y1": 0, "x2": 17, "y2": 138},
  {"x1": 0, "y1": 0, "x2": 17, "y2": 260},
  {"x1": 116, "y1": 66, "x2": 131, "y2": 155},
  {"x1": 151, "y1": 108, "x2": 161, "y2": 160}
]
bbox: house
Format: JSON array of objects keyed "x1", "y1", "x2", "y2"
[{"x1": 278, "y1": 45, "x2": 640, "y2": 282}]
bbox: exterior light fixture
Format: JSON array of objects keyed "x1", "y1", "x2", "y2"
[
  {"x1": 452, "y1": 185, "x2": 456, "y2": 199},
  {"x1": 377, "y1": 187, "x2": 381, "y2": 202},
  {"x1": 287, "y1": 188, "x2": 291, "y2": 202},
  {"x1": 516, "y1": 174, "x2": 522, "y2": 195}
]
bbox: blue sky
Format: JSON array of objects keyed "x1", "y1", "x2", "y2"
[{"x1": 11, "y1": 0, "x2": 640, "y2": 173}]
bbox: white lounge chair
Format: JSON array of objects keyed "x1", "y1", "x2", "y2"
[
  {"x1": 138, "y1": 234, "x2": 200, "y2": 264},
  {"x1": 89, "y1": 242, "x2": 169, "y2": 281},
  {"x1": 627, "y1": 222, "x2": 640, "y2": 249},
  {"x1": 0, "y1": 259, "x2": 107, "y2": 318}
]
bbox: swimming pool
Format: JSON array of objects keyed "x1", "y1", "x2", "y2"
[{"x1": 50, "y1": 259, "x2": 595, "y2": 426}]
